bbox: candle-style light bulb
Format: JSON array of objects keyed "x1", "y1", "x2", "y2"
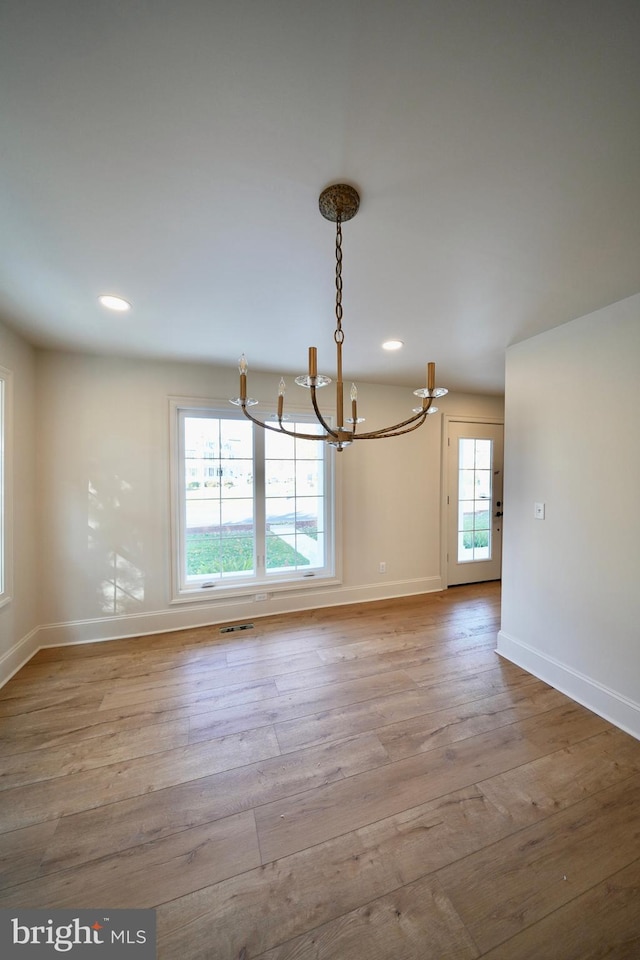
[
  {"x1": 277, "y1": 377, "x2": 285, "y2": 418},
  {"x1": 350, "y1": 382, "x2": 358, "y2": 426},
  {"x1": 238, "y1": 354, "x2": 248, "y2": 401},
  {"x1": 427, "y1": 362, "x2": 435, "y2": 393}
]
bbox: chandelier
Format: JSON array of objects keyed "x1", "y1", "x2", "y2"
[{"x1": 231, "y1": 183, "x2": 448, "y2": 451}]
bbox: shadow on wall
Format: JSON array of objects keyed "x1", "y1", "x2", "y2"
[{"x1": 88, "y1": 474, "x2": 145, "y2": 615}]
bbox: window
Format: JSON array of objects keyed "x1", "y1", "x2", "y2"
[
  {"x1": 0, "y1": 366, "x2": 12, "y2": 607},
  {"x1": 170, "y1": 400, "x2": 337, "y2": 600},
  {"x1": 457, "y1": 437, "x2": 492, "y2": 562}
]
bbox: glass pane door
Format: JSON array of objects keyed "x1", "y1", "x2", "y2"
[{"x1": 447, "y1": 420, "x2": 503, "y2": 586}]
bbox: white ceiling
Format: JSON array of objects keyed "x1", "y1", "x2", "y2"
[{"x1": 1, "y1": 0, "x2": 639, "y2": 394}]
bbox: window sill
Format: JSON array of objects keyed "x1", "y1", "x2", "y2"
[{"x1": 170, "y1": 573, "x2": 341, "y2": 605}]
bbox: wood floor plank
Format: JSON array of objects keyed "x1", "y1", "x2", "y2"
[
  {"x1": 187, "y1": 669, "x2": 419, "y2": 744},
  {"x1": 0, "y1": 690, "x2": 104, "y2": 719},
  {"x1": 256, "y1": 706, "x2": 614, "y2": 865},
  {"x1": 1, "y1": 645, "x2": 228, "y2": 692},
  {"x1": 254, "y1": 724, "x2": 551, "y2": 864},
  {"x1": 436, "y1": 773, "x2": 640, "y2": 954},
  {"x1": 314, "y1": 624, "x2": 496, "y2": 665},
  {"x1": 413, "y1": 664, "x2": 541, "y2": 707},
  {"x1": 36, "y1": 732, "x2": 388, "y2": 874},
  {"x1": 273, "y1": 683, "x2": 566, "y2": 757},
  {"x1": 402, "y1": 646, "x2": 504, "y2": 686},
  {"x1": 514, "y1": 699, "x2": 610, "y2": 750},
  {"x1": 98, "y1": 676, "x2": 279, "y2": 715},
  {"x1": 0, "y1": 718, "x2": 191, "y2": 790},
  {"x1": 0, "y1": 725, "x2": 281, "y2": 832},
  {"x1": 273, "y1": 644, "x2": 502, "y2": 697},
  {"x1": 273, "y1": 686, "x2": 448, "y2": 754},
  {"x1": 0, "y1": 810, "x2": 260, "y2": 910},
  {"x1": 156, "y1": 785, "x2": 510, "y2": 960},
  {"x1": 0, "y1": 708, "x2": 193, "y2": 759},
  {"x1": 272, "y1": 657, "x2": 420, "y2": 696},
  {"x1": 370, "y1": 686, "x2": 569, "y2": 762},
  {"x1": 0, "y1": 820, "x2": 59, "y2": 891},
  {"x1": 96, "y1": 649, "x2": 324, "y2": 711},
  {"x1": 479, "y1": 857, "x2": 640, "y2": 960},
  {"x1": 478, "y1": 726, "x2": 640, "y2": 826},
  {"x1": 219, "y1": 620, "x2": 404, "y2": 666},
  {"x1": 0, "y1": 678, "x2": 279, "y2": 745},
  {"x1": 252, "y1": 874, "x2": 479, "y2": 960}
]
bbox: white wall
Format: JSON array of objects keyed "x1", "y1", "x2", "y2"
[
  {"x1": 30, "y1": 350, "x2": 501, "y2": 652},
  {"x1": 0, "y1": 320, "x2": 38, "y2": 678},
  {"x1": 499, "y1": 293, "x2": 640, "y2": 738}
]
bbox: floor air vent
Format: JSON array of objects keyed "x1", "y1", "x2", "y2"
[{"x1": 220, "y1": 623, "x2": 255, "y2": 634}]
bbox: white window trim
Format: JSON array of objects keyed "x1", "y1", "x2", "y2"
[
  {"x1": 0, "y1": 365, "x2": 14, "y2": 608},
  {"x1": 168, "y1": 396, "x2": 342, "y2": 604}
]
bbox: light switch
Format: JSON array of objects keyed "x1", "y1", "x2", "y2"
[{"x1": 534, "y1": 502, "x2": 545, "y2": 520}]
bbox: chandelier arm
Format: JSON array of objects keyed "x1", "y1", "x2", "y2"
[
  {"x1": 352, "y1": 402, "x2": 433, "y2": 439},
  {"x1": 355, "y1": 414, "x2": 432, "y2": 440},
  {"x1": 238, "y1": 403, "x2": 329, "y2": 441},
  {"x1": 238, "y1": 404, "x2": 287, "y2": 433},
  {"x1": 310, "y1": 385, "x2": 339, "y2": 438},
  {"x1": 274, "y1": 420, "x2": 334, "y2": 442}
]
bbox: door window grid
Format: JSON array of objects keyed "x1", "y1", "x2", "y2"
[{"x1": 457, "y1": 438, "x2": 492, "y2": 562}]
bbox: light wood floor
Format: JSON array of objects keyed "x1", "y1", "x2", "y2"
[{"x1": 1, "y1": 582, "x2": 640, "y2": 959}]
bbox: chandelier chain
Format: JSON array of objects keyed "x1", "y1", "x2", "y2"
[{"x1": 334, "y1": 217, "x2": 344, "y2": 344}]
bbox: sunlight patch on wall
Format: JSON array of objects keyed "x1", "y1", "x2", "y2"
[
  {"x1": 88, "y1": 476, "x2": 145, "y2": 615},
  {"x1": 100, "y1": 551, "x2": 145, "y2": 615}
]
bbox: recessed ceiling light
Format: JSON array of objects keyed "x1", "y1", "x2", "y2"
[
  {"x1": 99, "y1": 294, "x2": 131, "y2": 312},
  {"x1": 382, "y1": 339, "x2": 404, "y2": 351}
]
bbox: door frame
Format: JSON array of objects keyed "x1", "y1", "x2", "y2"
[{"x1": 440, "y1": 415, "x2": 505, "y2": 589}]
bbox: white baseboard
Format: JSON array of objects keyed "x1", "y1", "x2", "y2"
[
  {"x1": 1, "y1": 577, "x2": 443, "y2": 683},
  {"x1": 0, "y1": 626, "x2": 41, "y2": 687},
  {"x1": 497, "y1": 630, "x2": 640, "y2": 741}
]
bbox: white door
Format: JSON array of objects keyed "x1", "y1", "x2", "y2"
[{"x1": 446, "y1": 420, "x2": 504, "y2": 585}]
